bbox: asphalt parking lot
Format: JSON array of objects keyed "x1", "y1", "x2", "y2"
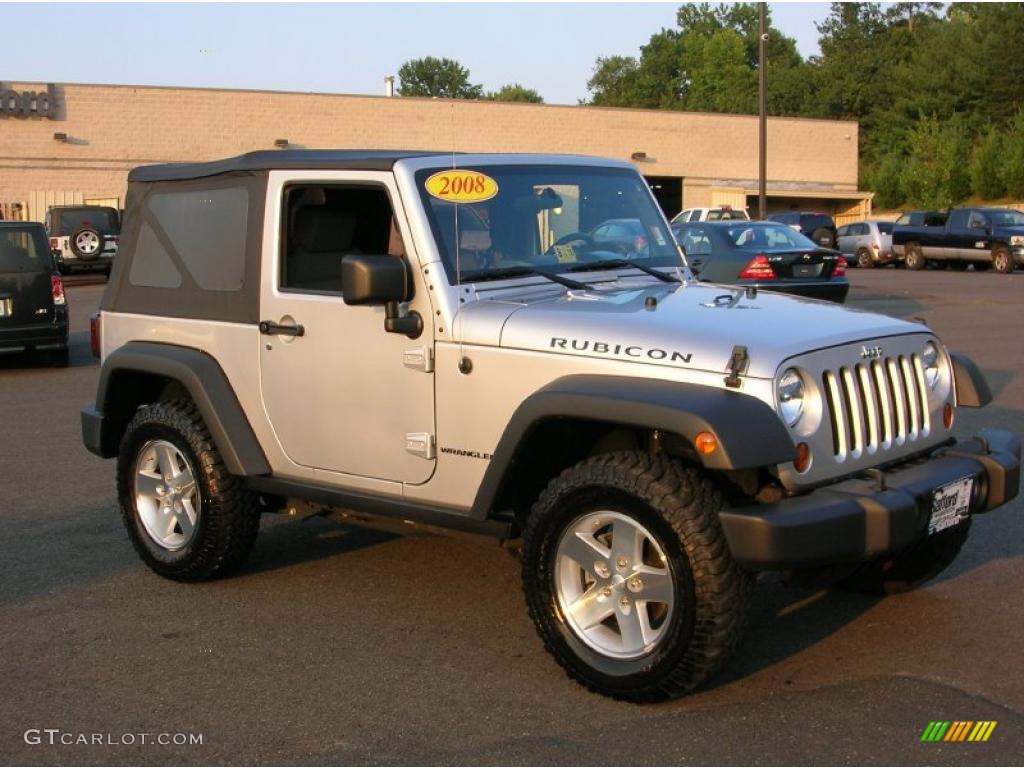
[{"x1": 1, "y1": 269, "x2": 1021, "y2": 766}]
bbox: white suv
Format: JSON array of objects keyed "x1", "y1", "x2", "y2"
[{"x1": 671, "y1": 206, "x2": 750, "y2": 224}]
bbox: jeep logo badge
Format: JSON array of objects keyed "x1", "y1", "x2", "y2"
[{"x1": 860, "y1": 345, "x2": 883, "y2": 359}]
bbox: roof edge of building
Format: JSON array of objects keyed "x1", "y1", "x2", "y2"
[{"x1": 6, "y1": 79, "x2": 860, "y2": 128}]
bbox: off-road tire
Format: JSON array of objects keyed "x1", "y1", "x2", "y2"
[
  {"x1": 521, "y1": 451, "x2": 752, "y2": 702},
  {"x1": 904, "y1": 243, "x2": 926, "y2": 271},
  {"x1": 992, "y1": 246, "x2": 1014, "y2": 274},
  {"x1": 69, "y1": 225, "x2": 103, "y2": 260},
  {"x1": 856, "y1": 248, "x2": 874, "y2": 269},
  {"x1": 117, "y1": 398, "x2": 261, "y2": 582},
  {"x1": 837, "y1": 520, "x2": 971, "y2": 596}
]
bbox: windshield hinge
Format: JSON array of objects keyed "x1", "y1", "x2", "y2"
[
  {"x1": 724, "y1": 345, "x2": 749, "y2": 389},
  {"x1": 405, "y1": 432, "x2": 436, "y2": 460},
  {"x1": 403, "y1": 346, "x2": 434, "y2": 373}
]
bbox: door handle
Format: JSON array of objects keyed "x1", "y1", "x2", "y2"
[{"x1": 259, "y1": 320, "x2": 305, "y2": 337}]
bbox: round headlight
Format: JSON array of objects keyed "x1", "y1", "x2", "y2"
[
  {"x1": 778, "y1": 368, "x2": 805, "y2": 427},
  {"x1": 922, "y1": 341, "x2": 940, "y2": 389}
]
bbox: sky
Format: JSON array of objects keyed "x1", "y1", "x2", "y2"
[{"x1": 1, "y1": 2, "x2": 833, "y2": 105}]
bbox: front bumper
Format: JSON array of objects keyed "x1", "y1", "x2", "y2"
[{"x1": 720, "y1": 429, "x2": 1020, "y2": 570}]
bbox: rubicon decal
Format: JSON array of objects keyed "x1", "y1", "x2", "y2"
[
  {"x1": 551, "y1": 337, "x2": 692, "y2": 364},
  {"x1": 920, "y1": 721, "x2": 997, "y2": 742}
]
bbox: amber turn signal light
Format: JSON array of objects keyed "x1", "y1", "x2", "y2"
[
  {"x1": 794, "y1": 442, "x2": 811, "y2": 473},
  {"x1": 943, "y1": 402, "x2": 954, "y2": 429},
  {"x1": 694, "y1": 432, "x2": 718, "y2": 455}
]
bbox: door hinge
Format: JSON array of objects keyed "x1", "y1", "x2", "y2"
[
  {"x1": 405, "y1": 432, "x2": 436, "y2": 460},
  {"x1": 403, "y1": 346, "x2": 434, "y2": 373}
]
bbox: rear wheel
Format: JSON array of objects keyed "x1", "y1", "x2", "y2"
[
  {"x1": 837, "y1": 522, "x2": 971, "y2": 595},
  {"x1": 521, "y1": 452, "x2": 751, "y2": 702},
  {"x1": 117, "y1": 399, "x2": 261, "y2": 581},
  {"x1": 993, "y1": 246, "x2": 1014, "y2": 274},
  {"x1": 904, "y1": 244, "x2": 926, "y2": 270},
  {"x1": 856, "y1": 248, "x2": 874, "y2": 269}
]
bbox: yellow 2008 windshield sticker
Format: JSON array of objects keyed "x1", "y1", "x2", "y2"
[{"x1": 425, "y1": 170, "x2": 499, "y2": 203}]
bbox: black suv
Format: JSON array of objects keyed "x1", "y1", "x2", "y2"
[
  {"x1": 766, "y1": 211, "x2": 838, "y2": 248},
  {"x1": 0, "y1": 222, "x2": 69, "y2": 366}
]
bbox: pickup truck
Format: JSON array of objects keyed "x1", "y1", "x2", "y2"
[{"x1": 892, "y1": 207, "x2": 1024, "y2": 273}]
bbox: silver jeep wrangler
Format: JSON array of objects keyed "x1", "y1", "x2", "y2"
[{"x1": 82, "y1": 151, "x2": 1020, "y2": 702}]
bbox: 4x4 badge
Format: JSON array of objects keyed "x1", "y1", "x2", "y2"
[{"x1": 860, "y1": 345, "x2": 883, "y2": 359}]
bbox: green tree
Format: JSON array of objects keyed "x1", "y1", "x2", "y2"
[
  {"x1": 585, "y1": 3, "x2": 807, "y2": 114},
  {"x1": 1000, "y1": 108, "x2": 1024, "y2": 200},
  {"x1": 485, "y1": 84, "x2": 544, "y2": 103},
  {"x1": 901, "y1": 114, "x2": 971, "y2": 207},
  {"x1": 865, "y1": 152, "x2": 906, "y2": 209},
  {"x1": 970, "y1": 125, "x2": 1006, "y2": 200},
  {"x1": 397, "y1": 57, "x2": 483, "y2": 99}
]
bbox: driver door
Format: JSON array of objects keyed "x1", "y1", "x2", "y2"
[{"x1": 257, "y1": 173, "x2": 436, "y2": 485}]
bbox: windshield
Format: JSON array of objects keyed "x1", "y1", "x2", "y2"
[
  {"x1": 723, "y1": 223, "x2": 820, "y2": 250},
  {"x1": 415, "y1": 164, "x2": 681, "y2": 282},
  {"x1": 0, "y1": 227, "x2": 52, "y2": 273},
  {"x1": 53, "y1": 208, "x2": 119, "y2": 236},
  {"x1": 988, "y1": 209, "x2": 1024, "y2": 227}
]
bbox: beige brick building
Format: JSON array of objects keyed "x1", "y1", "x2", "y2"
[{"x1": 0, "y1": 81, "x2": 870, "y2": 223}]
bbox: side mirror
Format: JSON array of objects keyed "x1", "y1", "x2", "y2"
[{"x1": 341, "y1": 254, "x2": 422, "y2": 339}]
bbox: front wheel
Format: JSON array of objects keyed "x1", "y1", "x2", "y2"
[
  {"x1": 993, "y1": 246, "x2": 1014, "y2": 274},
  {"x1": 117, "y1": 399, "x2": 261, "y2": 581},
  {"x1": 521, "y1": 452, "x2": 751, "y2": 702}
]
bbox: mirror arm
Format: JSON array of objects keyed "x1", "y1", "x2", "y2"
[{"x1": 384, "y1": 301, "x2": 423, "y2": 339}]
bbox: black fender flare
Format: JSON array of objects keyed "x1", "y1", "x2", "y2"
[
  {"x1": 950, "y1": 351, "x2": 992, "y2": 408},
  {"x1": 471, "y1": 375, "x2": 794, "y2": 518},
  {"x1": 85, "y1": 341, "x2": 269, "y2": 476}
]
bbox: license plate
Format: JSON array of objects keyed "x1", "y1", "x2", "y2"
[
  {"x1": 928, "y1": 477, "x2": 973, "y2": 535},
  {"x1": 0, "y1": 297, "x2": 11, "y2": 317},
  {"x1": 792, "y1": 264, "x2": 822, "y2": 278}
]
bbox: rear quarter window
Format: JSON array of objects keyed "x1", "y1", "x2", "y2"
[{"x1": 0, "y1": 227, "x2": 50, "y2": 272}]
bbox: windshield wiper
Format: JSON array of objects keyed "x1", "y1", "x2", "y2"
[
  {"x1": 459, "y1": 265, "x2": 589, "y2": 290},
  {"x1": 566, "y1": 259, "x2": 680, "y2": 283}
]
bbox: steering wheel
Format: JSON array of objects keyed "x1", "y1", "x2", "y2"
[{"x1": 552, "y1": 231, "x2": 596, "y2": 249}]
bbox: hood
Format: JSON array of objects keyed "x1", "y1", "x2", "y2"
[{"x1": 455, "y1": 278, "x2": 925, "y2": 378}]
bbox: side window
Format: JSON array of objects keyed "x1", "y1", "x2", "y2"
[
  {"x1": 967, "y1": 211, "x2": 990, "y2": 229},
  {"x1": 281, "y1": 184, "x2": 402, "y2": 294},
  {"x1": 948, "y1": 210, "x2": 969, "y2": 230},
  {"x1": 129, "y1": 186, "x2": 249, "y2": 291},
  {"x1": 836, "y1": 225, "x2": 849, "y2": 237}
]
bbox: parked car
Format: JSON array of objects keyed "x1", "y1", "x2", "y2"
[
  {"x1": 837, "y1": 220, "x2": 896, "y2": 268},
  {"x1": 589, "y1": 218, "x2": 650, "y2": 256},
  {"x1": 670, "y1": 206, "x2": 750, "y2": 224},
  {"x1": 0, "y1": 222, "x2": 69, "y2": 366},
  {"x1": 45, "y1": 205, "x2": 120, "y2": 276},
  {"x1": 82, "y1": 150, "x2": 1018, "y2": 702},
  {"x1": 672, "y1": 220, "x2": 848, "y2": 302},
  {"x1": 766, "y1": 211, "x2": 837, "y2": 248},
  {"x1": 892, "y1": 207, "x2": 1024, "y2": 272}
]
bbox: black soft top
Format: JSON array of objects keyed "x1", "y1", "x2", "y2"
[{"x1": 128, "y1": 149, "x2": 454, "y2": 182}]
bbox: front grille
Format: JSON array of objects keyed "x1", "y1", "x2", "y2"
[{"x1": 822, "y1": 355, "x2": 930, "y2": 461}]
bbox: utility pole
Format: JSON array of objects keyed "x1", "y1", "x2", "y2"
[{"x1": 758, "y1": 1, "x2": 768, "y2": 220}]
